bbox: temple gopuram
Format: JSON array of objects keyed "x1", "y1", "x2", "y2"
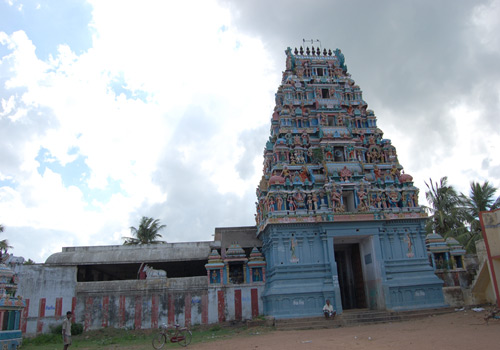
[
  {"x1": 15, "y1": 46, "x2": 454, "y2": 334},
  {"x1": 255, "y1": 46, "x2": 446, "y2": 318}
]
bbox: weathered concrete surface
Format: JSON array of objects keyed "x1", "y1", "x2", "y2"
[
  {"x1": 17, "y1": 264, "x2": 264, "y2": 334},
  {"x1": 214, "y1": 226, "x2": 261, "y2": 257},
  {"x1": 207, "y1": 285, "x2": 265, "y2": 324},
  {"x1": 16, "y1": 265, "x2": 77, "y2": 334},
  {"x1": 443, "y1": 286, "x2": 465, "y2": 307},
  {"x1": 45, "y1": 241, "x2": 215, "y2": 265},
  {"x1": 76, "y1": 276, "x2": 207, "y2": 294}
]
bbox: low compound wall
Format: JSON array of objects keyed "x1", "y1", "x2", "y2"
[{"x1": 17, "y1": 265, "x2": 265, "y2": 335}]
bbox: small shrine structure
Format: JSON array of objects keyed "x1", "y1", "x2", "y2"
[
  {"x1": 0, "y1": 259, "x2": 25, "y2": 350},
  {"x1": 205, "y1": 244, "x2": 266, "y2": 286},
  {"x1": 426, "y1": 233, "x2": 466, "y2": 271}
]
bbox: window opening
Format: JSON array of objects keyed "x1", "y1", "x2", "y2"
[{"x1": 333, "y1": 146, "x2": 345, "y2": 161}]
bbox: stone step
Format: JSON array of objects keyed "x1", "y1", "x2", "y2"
[{"x1": 274, "y1": 307, "x2": 455, "y2": 330}]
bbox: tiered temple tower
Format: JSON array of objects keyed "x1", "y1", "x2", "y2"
[{"x1": 256, "y1": 46, "x2": 446, "y2": 318}]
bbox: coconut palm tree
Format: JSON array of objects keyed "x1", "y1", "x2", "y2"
[
  {"x1": 123, "y1": 217, "x2": 166, "y2": 245},
  {"x1": 0, "y1": 224, "x2": 12, "y2": 257},
  {"x1": 0, "y1": 224, "x2": 12, "y2": 262},
  {"x1": 424, "y1": 177, "x2": 467, "y2": 239},
  {"x1": 459, "y1": 181, "x2": 500, "y2": 252}
]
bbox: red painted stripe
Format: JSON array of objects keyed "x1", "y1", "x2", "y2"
[
  {"x1": 55, "y1": 298, "x2": 62, "y2": 320},
  {"x1": 151, "y1": 295, "x2": 159, "y2": 329},
  {"x1": 36, "y1": 298, "x2": 46, "y2": 334},
  {"x1": 84, "y1": 297, "x2": 93, "y2": 331},
  {"x1": 119, "y1": 296, "x2": 126, "y2": 328},
  {"x1": 201, "y1": 293, "x2": 208, "y2": 325},
  {"x1": 251, "y1": 289, "x2": 259, "y2": 318},
  {"x1": 168, "y1": 294, "x2": 175, "y2": 325},
  {"x1": 71, "y1": 297, "x2": 77, "y2": 323},
  {"x1": 184, "y1": 293, "x2": 191, "y2": 327},
  {"x1": 134, "y1": 296, "x2": 142, "y2": 329},
  {"x1": 217, "y1": 290, "x2": 225, "y2": 323},
  {"x1": 102, "y1": 296, "x2": 109, "y2": 328},
  {"x1": 234, "y1": 290, "x2": 242, "y2": 321},
  {"x1": 21, "y1": 299, "x2": 29, "y2": 333}
]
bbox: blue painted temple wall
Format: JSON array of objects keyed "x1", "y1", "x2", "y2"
[{"x1": 260, "y1": 218, "x2": 445, "y2": 319}]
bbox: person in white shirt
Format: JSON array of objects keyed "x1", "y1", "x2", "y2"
[
  {"x1": 62, "y1": 311, "x2": 72, "y2": 350},
  {"x1": 323, "y1": 299, "x2": 336, "y2": 319}
]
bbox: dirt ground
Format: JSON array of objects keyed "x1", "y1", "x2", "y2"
[{"x1": 190, "y1": 310, "x2": 500, "y2": 350}]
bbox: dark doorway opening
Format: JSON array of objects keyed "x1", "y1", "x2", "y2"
[{"x1": 334, "y1": 243, "x2": 367, "y2": 309}]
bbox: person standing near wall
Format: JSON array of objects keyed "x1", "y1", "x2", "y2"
[{"x1": 62, "y1": 311, "x2": 72, "y2": 350}]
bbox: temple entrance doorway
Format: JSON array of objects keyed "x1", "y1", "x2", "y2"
[{"x1": 335, "y1": 243, "x2": 367, "y2": 310}]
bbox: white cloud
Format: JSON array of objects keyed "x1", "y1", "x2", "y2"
[
  {"x1": 1, "y1": 0, "x2": 499, "y2": 262},
  {"x1": 0, "y1": 1, "x2": 277, "y2": 261}
]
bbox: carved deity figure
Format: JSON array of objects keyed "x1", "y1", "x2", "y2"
[
  {"x1": 347, "y1": 145, "x2": 355, "y2": 160},
  {"x1": 294, "y1": 191, "x2": 306, "y2": 209},
  {"x1": 307, "y1": 194, "x2": 313, "y2": 211},
  {"x1": 413, "y1": 192, "x2": 419, "y2": 206},
  {"x1": 380, "y1": 192, "x2": 388, "y2": 209},
  {"x1": 387, "y1": 191, "x2": 400, "y2": 207},
  {"x1": 294, "y1": 134, "x2": 301, "y2": 146},
  {"x1": 290, "y1": 238, "x2": 298, "y2": 263},
  {"x1": 330, "y1": 186, "x2": 343, "y2": 211},
  {"x1": 276, "y1": 195, "x2": 284, "y2": 211},
  {"x1": 210, "y1": 270, "x2": 221, "y2": 284},
  {"x1": 357, "y1": 186, "x2": 368, "y2": 211},
  {"x1": 336, "y1": 115, "x2": 344, "y2": 126},
  {"x1": 368, "y1": 135, "x2": 376, "y2": 145},
  {"x1": 312, "y1": 192, "x2": 319, "y2": 211},
  {"x1": 390, "y1": 163, "x2": 400, "y2": 180},
  {"x1": 287, "y1": 195, "x2": 297, "y2": 211},
  {"x1": 301, "y1": 132, "x2": 309, "y2": 146},
  {"x1": 404, "y1": 233, "x2": 414, "y2": 258},
  {"x1": 320, "y1": 112, "x2": 327, "y2": 126},
  {"x1": 339, "y1": 166, "x2": 352, "y2": 182},
  {"x1": 267, "y1": 196, "x2": 275, "y2": 212},
  {"x1": 281, "y1": 166, "x2": 291, "y2": 180},
  {"x1": 299, "y1": 166, "x2": 311, "y2": 183},
  {"x1": 373, "y1": 166, "x2": 382, "y2": 182},
  {"x1": 316, "y1": 88, "x2": 322, "y2": 99}
]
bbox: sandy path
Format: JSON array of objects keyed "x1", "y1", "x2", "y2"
[{"x1": 189, "y1": 310, "x2": 499, "y2": 350}]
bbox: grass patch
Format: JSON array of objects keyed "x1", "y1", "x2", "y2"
[{"x1": 22, "y1": 323, "x2": 273, "y2": 350}]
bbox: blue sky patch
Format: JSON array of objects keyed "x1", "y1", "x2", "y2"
[
  {"x1": 109, "y1": 73, "x2": 149, "y2": 102},
  {"x1": 35, "y1": 147, "x2": 124, "y2": 205},
  {"x1": 0, "y1": 0, "x2": 94, "y2": 60},
  {"x1": 36, "y1": 147, "x2": 89, "y2": 187}
]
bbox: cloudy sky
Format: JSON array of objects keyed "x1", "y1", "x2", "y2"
[{"x1": 1, "y1": 0, "x2": 499, "y2": 262}]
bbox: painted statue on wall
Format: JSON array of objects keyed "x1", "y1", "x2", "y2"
[
  {"x1": 404, "y1": 233, "x2": 414, "y2": 258},
  {"x1": 290, "y1": 238, "x2": 299, "y2": 263},
  {"x1": 210, "y1": 270, "x2": 221, "y2": 284}
]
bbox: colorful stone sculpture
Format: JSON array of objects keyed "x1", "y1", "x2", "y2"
[
  {"x1": 0, "y1": 259, "x2": 25, "y2": 349},
  {"x1": 256, "y1": 47, "x2": 423, "y2": 230},
  {"x1": 257, "y1": 46, "x2": 445, "y2": 319}
]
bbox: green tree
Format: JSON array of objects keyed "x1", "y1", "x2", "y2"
[
  {"x1": 424, "y1": 177, "x2": 467, "y2": 239},
  {"x1": 0, "y1": 224, "x2": 12, "y2": 255},
  {"x1": 459, "y1": 181, "x2": 500, "y2": 252},
  {"x1": 123, "y1": 217, "x2": 166, "y2": 245}
]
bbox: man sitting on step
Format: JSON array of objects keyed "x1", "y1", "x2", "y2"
[{"x1": 323, "y1": 299, "x2": 336, "y2": 319}]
